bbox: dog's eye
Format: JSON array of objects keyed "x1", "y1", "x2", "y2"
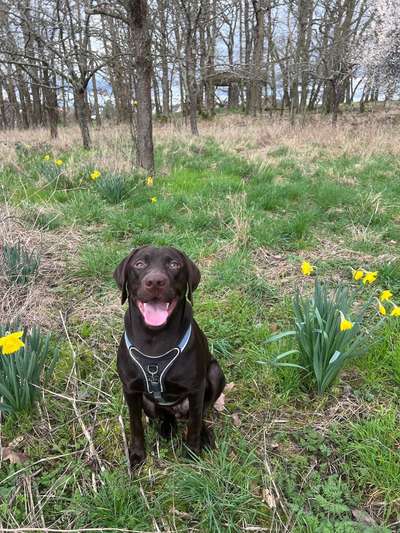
[
  {"x1": 169, "y1": 260, "x2": 181, "y2": 270},
  {"x1": 134, "y1": 260, "x2": 146, "y2": 269}
]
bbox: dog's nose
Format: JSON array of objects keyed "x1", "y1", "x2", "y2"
[{"x1": 143, "y1": 272, "x2": 168, "y2": 290}]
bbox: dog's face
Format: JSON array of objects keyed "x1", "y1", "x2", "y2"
[{"x1": 114, "y1": 246, "x2": 200, "y2": 329}]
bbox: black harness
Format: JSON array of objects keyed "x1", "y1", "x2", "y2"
[{"x1": 124, "y1": 323, "x2": 192, "y2": 405}]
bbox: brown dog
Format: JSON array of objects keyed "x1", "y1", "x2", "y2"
[{"x1": 114, "y1": 246, "x2": 225, "y2": 468}]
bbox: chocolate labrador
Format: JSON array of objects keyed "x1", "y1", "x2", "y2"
[{"x1": 114, "y1": 245, "x2": 225, "y2": 467}]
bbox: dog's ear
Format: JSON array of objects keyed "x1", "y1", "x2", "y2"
[
  {"x1": 113, "y1": 246, "x2": 147, "y2": 304},
  {"x1": 178, "y1": 251, "x2": 201, "y2": 305}
]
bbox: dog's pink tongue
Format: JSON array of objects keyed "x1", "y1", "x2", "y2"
[{"x1": 143, "y1": 302, "x2": 169, "y2": 326}]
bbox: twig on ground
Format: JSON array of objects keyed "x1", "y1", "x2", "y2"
[
  {"x1": 60, "y1": 311, "x2": 105, "y2": 481},
  {"x1": 118, "y1": 414, "x2": 131, "y2": 479}
]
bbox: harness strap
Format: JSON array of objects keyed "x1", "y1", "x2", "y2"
[{"x1": 124, "y1": 323, "x2": 192, "y2": 405}]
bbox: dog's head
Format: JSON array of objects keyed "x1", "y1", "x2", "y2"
[{"x1": 113, "y1": 246, "x2": 200, "y2": 329}]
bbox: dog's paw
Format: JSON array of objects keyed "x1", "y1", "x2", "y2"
[{"x1": 129, "y1": 449, "x2": 146, "y2": 469}]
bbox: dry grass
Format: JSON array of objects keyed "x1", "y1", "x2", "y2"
[
  {"x1": 0, "y1": 205, "x2": 82, "y2": 328},
  {"x1": 156, "y1": 107, "x2": 400, "y2": 162},
  {"x1": 2, "y1": 107, "x2": 400, "y2": 175}
]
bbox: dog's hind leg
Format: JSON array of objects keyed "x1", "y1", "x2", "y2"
[
  {"x1": 201, "y1": 360, "x2": 226, "y2": 449},
  {"x1": 205, "y1": 359, "x2": 226, "y2": 407}
]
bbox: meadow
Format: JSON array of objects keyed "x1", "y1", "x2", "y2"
[{"x1": 1, "y1": 109, "x2": 400, "y2": 532}]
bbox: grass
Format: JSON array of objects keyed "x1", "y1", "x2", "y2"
[{"x1": 1, "y1": 110, "x2": 400, "y2": 531}]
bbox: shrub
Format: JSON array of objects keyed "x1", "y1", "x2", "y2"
[
  {"x1": 0, "y1": 324, "x2": 58, "y2": 414},
  {"x1": 2, "y1": 241, "x2": 40, "y2": 285}
]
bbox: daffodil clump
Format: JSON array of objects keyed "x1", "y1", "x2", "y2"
[
  {"x1": 352, "y1": 267, "x2": 400, "y2": 317},
  {"x1": 0, "y1": 325, "x2": 58, "y2": 415},
  {"x1": 263, "y1": 261, "x2": 395, "y2": 395},
  {"x1": 43, "y1": 154, "x2": 64, "y2": 167},
  {"x1": 94, "y1": 173, "x2": 131, "y2": 204},
  {"x1": 90, "y1": 169, "x2": 101, "y2": 180}
]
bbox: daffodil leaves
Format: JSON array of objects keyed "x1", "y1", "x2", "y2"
[
  {"x1": 265, "y1": 331, "x2": 296, "y2": 343},
  {"x1": 261, "y1": 279, "x2": 378, "y2": 394}
]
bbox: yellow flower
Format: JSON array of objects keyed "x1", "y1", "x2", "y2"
[
  {"x1": 339, "y1": 312, "x2": 353, "y2": 332},
  {"x1": 0, "y1": 331, "x2": 25, "y2": 355},
  {"x1": 150, "y1": 196, "x2": 157, "y2": 204},
  {"x1": 90, "y1": 170, "x2": 101, "y2": 180},
  {"x1": 146, "y1": 176, "x2": 153, "y2": 187},
  {"x1": 301, "y1": 261, "x2": 314, "y2": 276},
  {"x1": 390, "y1": 305, "x2": 400, "y2": 317},
  {"x1": 362, "y1": 271, "x2": 378, "y2": 285},
  {"x1": 378, "y1": 303, "x2": 386, "y2": 316},
  {"x1": 54, "y1": 159, "x2": 64, "y2": 166},
  {"x1": 352, "y1": 268, "x2": 364, "y2": 281},
  {"x1": 133, "y1": 100, "x2": 138, "y2": 107},
  {"x1": 43, "y1": 154, "x2": 51, "y2": 161},
  {"x1": 380, "y1": 290, "x2": 393, "y2": 302}
]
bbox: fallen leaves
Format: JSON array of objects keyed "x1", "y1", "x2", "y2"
[
  {"x1": 213, "y1": 382, "x2": 235, "y2": 412},
  {"x1": 1, "y1": 446, "x2": 28, "y2": 464},
  {"x1": 262, "y1": 488, "x2": 277, "y2": 509},
  {"x1": 232, "y1": 412, "x2": 241, "y2": 427}
]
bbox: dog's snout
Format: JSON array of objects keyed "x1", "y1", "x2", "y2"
[{"x1": 143, "y1": 272, "x2": 168, "y2": 290}]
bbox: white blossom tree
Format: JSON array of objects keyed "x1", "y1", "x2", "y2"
[{"x1": 357, "y1": 0, "x2": 400, "y2": 95}]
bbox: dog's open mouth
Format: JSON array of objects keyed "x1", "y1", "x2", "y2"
[{"x1": 137, "y1": 299, "x2": 178, "y2": 327}]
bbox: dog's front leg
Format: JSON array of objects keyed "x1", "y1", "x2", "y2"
[
  {"x1": 124, "y1": 391, "x2": 146, "y2": 468},
  {"x1": 186, "y1": 384, "x2": 205, "y2": 455}
]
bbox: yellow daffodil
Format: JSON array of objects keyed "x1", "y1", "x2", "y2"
[
  {"x1": 146, "y1": 176, "x2": 153, "y2": 187},
  {"x1": 55, "y1": 159, "x2": 64, "y2": 166},
  {"x1": 133, "y1": 100, "x2": 138, "y2": 107},
  {"x1": 352, "y1": 268, "x2": 364, "y2": 281},
  {"x1": 390, "y1": 305, "x2": 400, "y2": 317},
  {"x1": 150, "y1": 196, "x2": 157, "y2": 204},
  {"x1": 339, "y1": 312, "x2": 353, "y2": 332},
  {"x1": 0, "y1": 331, "x2": 25, "y2": 355},
  {"x1": 90, "y1": 170, "x2": 101, "y2": 180},
  {"x1": 362, "y1": 271, "x2": 378, "y2": 285},
  {"x1": 380, "y1": 290, "x2": 393, "y2": 302},
  {"x1": 378, "y1": 303, "x2": 386, "y2": 316},
  {"x1": 43, "y1": 154, "x2": 51, "y2": 161},
  {"x1": 301, "y1": 261, "x2": 314, "y2": 276}
]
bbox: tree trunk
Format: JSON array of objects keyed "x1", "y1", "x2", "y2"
[
  {"x1": 228, "y1": 83, "x2": 240, "y2": 108},
  {"x1": 0, "y1": 78, "x2": 8, "y2": 128},
  {"x1": 91, "y1": 72, "x2": 102, "y2": 126},
  {"x1": 204, "y1": 0, "x2": 216, "y2": 116},
  {"x1": 74, "y1": 87, "x2": 91, "y2": 149},
  {"x1": 127, "y1": 0, "x2": 154, "y2": 172},
  {"x1": 244, "y1": 0, "x2": 252, "y2": 113},
  {"x1": 183, "y1": 3, "x2": 199, "y2": 136},
  {"x1": 159, "y1": 0, "x2": 170, "y2": 116},
  {"x1": 248, "y1": 1, "x2": 265, "y2": 116},
  {"x1": 153, "y1": 73, "x2": 162, "y2": 115},
  {"x1": 43, "y1": 67, "x2": 58, "y2": 139},
  {"x1": 186, "y1": 36, "x2": 199, "y2": 135}
]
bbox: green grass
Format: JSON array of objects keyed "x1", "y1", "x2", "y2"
[{"x1": 1, "y1": 123, "x2": 400, "y2": 530}]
